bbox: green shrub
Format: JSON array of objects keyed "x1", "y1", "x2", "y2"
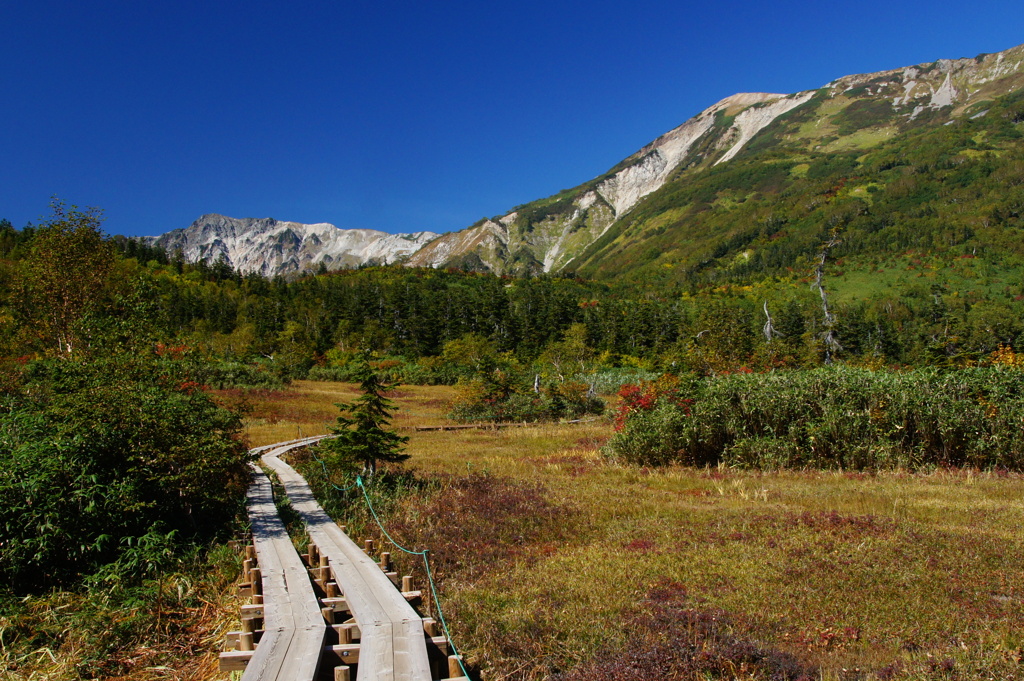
[
  {"x1": 196, "y1": 359, "x2": 289, "y2": 389},
  {"x1": 308, "y1": 355, "x2": 465, "y2": 385},
  {"x1": 604, "y1": 366, "x2": 1024, "y2": 470},
  {"x1": 447, "y1": 377, "x2": 605, "y2": 424},
  {"x1": 0, "y1": 356, "x2": 251, "y2": 592}
]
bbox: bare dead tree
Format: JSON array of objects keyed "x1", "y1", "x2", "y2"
[
  {"x1": 812, "y1": 232, "x2": 843, "y2": 363},
  {"x1": 762, "y1": 301, "x2": 782, "y2": 343}
]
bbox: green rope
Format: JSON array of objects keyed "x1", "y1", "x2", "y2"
[
  {"x1": 356, "y1": 476, "x2": 470, "y2": 679},
  {"x1": 308, "y1": 442, "x2": 358, "y2": 493},
  {"x1": 422, "y1": 550, "x2": 470, "y2": 678},
  {"x1": 256, "y1": 437, "x2": 470, "y2": 677},
  {"x1": 356, "y1": 476, "x2": 424, "y2": 556}
]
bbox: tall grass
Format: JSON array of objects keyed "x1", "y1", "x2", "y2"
[{"x1": 0, "y1": 542, "x2": 241, "y2": 680}]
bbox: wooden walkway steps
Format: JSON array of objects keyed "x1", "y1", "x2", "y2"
[
  {"x1": 220, "y1": 460, "x2": 327, "y2": 680},
  {"x1": 261, "y1": 440, "x2": 439, "y2": 681}
]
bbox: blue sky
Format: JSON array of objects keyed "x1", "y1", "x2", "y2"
[{"x1": 2, "y1": 1, "x2": 1022, "y2": 238}]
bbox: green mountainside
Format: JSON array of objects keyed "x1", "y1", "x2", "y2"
[{"x1": 413, "y1": 43, "x2": 1024, "y2": 296}]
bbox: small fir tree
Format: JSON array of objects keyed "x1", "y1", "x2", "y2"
[{"x1": 321, "y1": 360, "x2": 409, "y2": 476}]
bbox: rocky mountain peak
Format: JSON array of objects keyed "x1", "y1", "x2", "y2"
[
  {"x1": 148, "y1": 214, "x2": 439, "y2": 277},
  {"x1": 149, "y1": 42, "x2": 1024, "y2": 279}
]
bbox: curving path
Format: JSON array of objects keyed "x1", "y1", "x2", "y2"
[{"x1": 260, "y1": 438, "x2": 434, "y2": 680}]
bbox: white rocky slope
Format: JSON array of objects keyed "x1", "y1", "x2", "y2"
[
  {"x1": 406, "y1": 90, "x2": 816, "y2": 273},
  {"x1": 149, "y1": 214, "x2": 439, "y2": 277},
  {"x1": 152, "y1": 43, "x2": 1024, "y2": 278}
]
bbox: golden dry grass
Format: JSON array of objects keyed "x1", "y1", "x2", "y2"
[
  {"x1": 250, "y1": 380, "x2": 1024, "y2": 680},
  {"x1": 222, "y1": 380, "x2": 457, "y2": 448},
  {"x1": 170, "y1": 380, "x2": 1024, "y2": 679}
]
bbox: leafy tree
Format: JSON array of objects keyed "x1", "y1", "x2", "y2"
[
  {"x1": 320, "y1": 359, "x2": 409, "y2": 476},
  {"x1": 17, "y1": 200, "x2": 114, "y2": 357},
  {"x1": 539, "y1": 322, "x2": 597, "y2": 382}
]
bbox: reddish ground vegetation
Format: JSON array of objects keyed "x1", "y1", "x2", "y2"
[{"x1": 553, "y1": 580, "x2": 816, "y2": 681}]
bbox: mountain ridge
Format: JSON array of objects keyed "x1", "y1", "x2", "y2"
[
  {"x1": 149, "y1": 41, "x2": 1024, "y2": 278},
  {"x1": 148, "y1": 214, "x2": 439, "y2": 277}
]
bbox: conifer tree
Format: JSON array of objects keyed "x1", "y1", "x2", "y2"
[{"x1": 321, "y1": 358, "x2": 409, "y2": 476}]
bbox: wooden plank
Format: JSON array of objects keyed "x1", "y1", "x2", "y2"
[
  {"x1": 241, "y1": 603, "x2": 265, "y2": 617},
  {"x1": 235, "y1": 461, "x2": 328, "y2": 681},
  {"x1": 322, "y1": 643, "x2": 362, "y2": 664},
  {"x1": 219, "y1": 649, "x2": 255, "y2": 671}
]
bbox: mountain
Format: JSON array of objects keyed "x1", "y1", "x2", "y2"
[
  {"x1": 414, "y1": 43, "x2": 1024, "y2": 278},
  {"x1": 151, "y1": 43, "x2": 1024, "y2": 281},
  {"x1": 404, "y1": 91, "x2": 814, "y2": 275},
  {"x1": 148, "y1": 214, "x2": 439, "y2": 276}
]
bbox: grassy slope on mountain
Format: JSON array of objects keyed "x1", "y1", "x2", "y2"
[{"x1": 570, "y1": 86, "x2": 1024, "y2": 305}]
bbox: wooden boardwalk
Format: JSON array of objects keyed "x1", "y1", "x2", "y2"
[
  {"x1": 221, "y1": 459, "x2": 327, "y2": 680},
  {"x1": 261, "y1": 440, "x2": 435, "y2": 680}
]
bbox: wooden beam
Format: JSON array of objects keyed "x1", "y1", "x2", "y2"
[
  {"x1": 322, "y1": 643, "x2": 361, "y2": 665},
  {"x1": 218, "y1": 649, "x2": 254, "y2": 672}
]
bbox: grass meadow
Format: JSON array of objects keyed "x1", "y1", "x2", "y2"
[{"x1": 227, "y1": 380, "x2": 1024, "y2": 680}]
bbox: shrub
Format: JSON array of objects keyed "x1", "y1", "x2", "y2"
[
  {"x1": 195, "y1": 359, "x2": 289, "y2": 389},
  {"x1": 578, "y1": 367, "x2": 661, "y2": 395},
  {"x1": 308, "y1": 355, "x2": 465, "y2": 385},
  {"x1": 447, "y1": 379, "x2": 605, "y2": 423},
  {"x1": 0, "y1": 356, "x2": 251, "y2": 592},
  {"x1": 604, "y1": 366, "x2": 1024, "y2": 470}
]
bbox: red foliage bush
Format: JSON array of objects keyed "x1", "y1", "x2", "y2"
[{"x1": 614, "y1": 375, "x2": 692, "y2": 431}]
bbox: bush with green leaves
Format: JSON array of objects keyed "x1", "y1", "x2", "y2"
[
  {"x1": 0, "y1": 356, "x2": 251, "y2": 592},
  {"x1": 196, "y1": 359, "x2": 289, "y2": 389},
  {"x1": 447, "y1": 375, "x2": 605, "y2": 423},
  {"x1": 604, "y1": 366, "x2": 1024, "y2": 470}
]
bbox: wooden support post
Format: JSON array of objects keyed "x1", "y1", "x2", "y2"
[
  {"x1": 241, "y1": 617, "x2": 256, "y2": 633},
  {"x1": 322, "y1": 606, "x2": 335, "y2": 624},
  {"x1": 448, "y1": 654, "x2": 463, "y2": 678},
  {"x1": 402, "y1": 575, "x2": 414, "y2": 592},
  {"x1": 364, "y1": 538, "x2": 375, "y2": 553},
  {"x1": 239, "y1": 631, "x2": 254, "y2": 652},
  {"x1": 423, "y1": 618, "x2": 438, "y2": 637},
  {"x1": 244, "y1": 544, "x2": 255, "y2": 561},
  {"x1": 380, "y1": 551, "x2": 391, "y2": 571},
  {"x1": 326, "y1": 581, "x2": 339, "y2": 598},
  {"x1": 334, "y1": 666, "x2": 351, "y2": 681},
  {"x1": 252, "y1": 594, "x2": 263, "y2": 605},
  {"x1": 338, "y1": 624, "x2": 352, "y2": 644},
  {"x1": 340, "y1": 524, "x2": 347, "y2": 533},
  {"x1": 242, "y1": 558, "x2": 253, "y2": 580},
  {"x1": 250, "y1": 568, "x2": 262, "y2": 596}
]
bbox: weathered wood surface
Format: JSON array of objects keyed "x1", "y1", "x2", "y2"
[
  {"x1": 237, "y1": 460, "x2": 327, "y2": 681},
  {"x1": 261, "y1": 440, "x2": 434, "y2": 681}
]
